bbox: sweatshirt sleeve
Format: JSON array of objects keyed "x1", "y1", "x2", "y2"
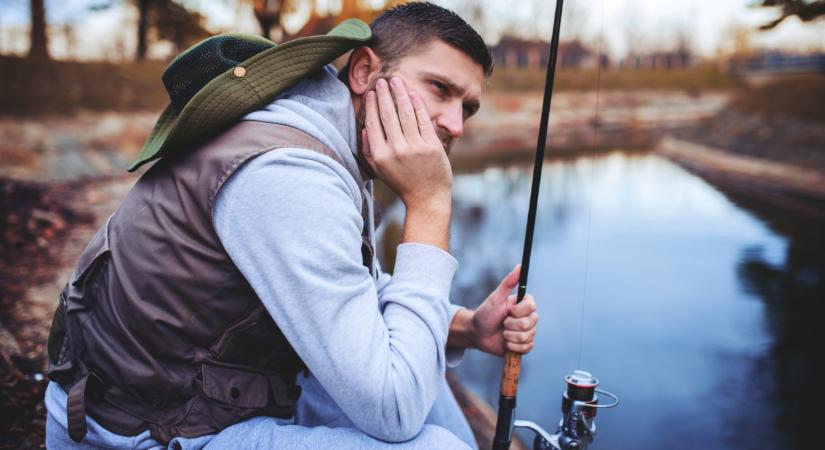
[
  {"x1": 213, "y1": 148, "x2": 458, "y2": 442},
  {"x1": 377, "y1": 266, "x2": 467, "y2": 367}
]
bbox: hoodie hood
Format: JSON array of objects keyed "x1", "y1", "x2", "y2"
[{"x1": 243, "y1": 65, "x2": 365, "y2": 189}]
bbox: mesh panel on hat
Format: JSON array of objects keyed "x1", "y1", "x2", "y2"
[{"x1": 162, "y1": 35, "x2": 272, "y2": 113}]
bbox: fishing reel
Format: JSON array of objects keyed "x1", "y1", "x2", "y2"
[{"x1": 512, "y1": 370, "x2": 618, "y2": 450}]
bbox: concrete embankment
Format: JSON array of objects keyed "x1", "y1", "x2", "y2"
[
  {"x1": 655, "y1": 108, "x2": 825, "y2": 208},
  {"x1": 451, "y1": 90, "x2": 729, "y2": 168},
  {"x1": 657, "y1": 136, "x2": 825, "y2": 204}
]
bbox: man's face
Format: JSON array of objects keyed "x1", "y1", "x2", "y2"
[{"x1": 358, "y1": 40, "x2": 485, "y2": 154}]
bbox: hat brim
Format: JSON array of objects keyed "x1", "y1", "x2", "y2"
[{"x1": 128, "y1": 19, "x2": 371, "y2": 172}]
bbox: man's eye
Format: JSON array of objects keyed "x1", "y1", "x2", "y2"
[{"x1": 430, "y1": 80, "x2": 448, "y2": 94}]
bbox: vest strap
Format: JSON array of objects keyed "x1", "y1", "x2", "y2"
[{"x1": 67, "y1": 373, "x2": 91, "y2": 443}]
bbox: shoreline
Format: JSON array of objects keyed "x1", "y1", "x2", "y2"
[{"x1": 656, "y1": 136, "x2": 825, "y2": 208}]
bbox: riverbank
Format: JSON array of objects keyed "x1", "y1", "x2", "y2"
[
  {"x1": 657, "y1": 136, "x2": 825, "y2": 209},
  {"x1": 450, "y1": 89, "x2": 729, "y2": 170},
  {"x1": 656, "y1": 106, "x2": 825, "y2": 208}
]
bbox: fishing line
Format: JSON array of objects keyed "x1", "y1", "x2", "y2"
[
  {"x1": 575, "y1": 0, "x2": 606, "y2": 369},
  {"x1": 493, "y1": 2, "x2": 621, "y2": 448}
]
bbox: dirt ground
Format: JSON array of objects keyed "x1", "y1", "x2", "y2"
[{"x1": 0, "y1": 175, "x2": 135, "y2": 449}]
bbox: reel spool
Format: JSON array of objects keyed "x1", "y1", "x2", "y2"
[
  {"x1": 512, "y1": 370, "x2": 618, "y2": 450},
  {"x1": 562, "y1": 370, "x2": 599, "y2": 419}
]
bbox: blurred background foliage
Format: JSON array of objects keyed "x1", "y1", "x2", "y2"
[{"x1": 1, "y1": 0, "x2": 823, "y2": 122}]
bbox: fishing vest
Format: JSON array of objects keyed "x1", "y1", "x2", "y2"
[{"x1": 46, "y1": 121, "x2": 375, "y2": 444}]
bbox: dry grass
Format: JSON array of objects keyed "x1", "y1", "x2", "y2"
[
  {"x1": 731, "y1": 74, "x2": 825, "y2": 123},
  {"x1": 1, "y1": 56, "x2": 742, "y2": 117},
  {"x1": 0, "y1": 56, "x2": 168, "y2": 117},
  {"x1": 488, "y1": 66, "x2": 736, "y2": 93}
]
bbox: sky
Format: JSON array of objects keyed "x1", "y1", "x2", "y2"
[{"x1": 0, "y1": 0, "x2": 823, "y2": 59}]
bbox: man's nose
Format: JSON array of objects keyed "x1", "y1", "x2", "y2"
[{"x1": 435, "y1": 102, "x2": 464, "y2": 139}]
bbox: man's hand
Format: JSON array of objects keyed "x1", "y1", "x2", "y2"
[
  {"x1": 363, "y1": 77, "x2": 452, "y2": 210},
  {"x1": 363, "y1": 77, "x2": 453, "y2": 251},
  {"x1": 449, "y1": 265, "x2": 539, "y2": 356}
]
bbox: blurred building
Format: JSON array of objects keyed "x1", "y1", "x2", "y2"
[
  {"x1": 489, "y1": 36, "x2": 609, "y2": 69},
  {"x1": 618, "y1": 49, "x2": 693, "y2": 70},
  {"x1": 729, "y1": 51, "x2": 825, "y2": 75},
  {"x1": 728, "y1": 51, "x2": 825, "y2": 86}
]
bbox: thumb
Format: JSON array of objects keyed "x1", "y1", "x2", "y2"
[{"x1": 492, "y1": 264, "x2": 521, "y2": 300}]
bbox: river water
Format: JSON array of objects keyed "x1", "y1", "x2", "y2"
[{"x1": 385, "y1": 151, "x2": 824, "y2": 450}]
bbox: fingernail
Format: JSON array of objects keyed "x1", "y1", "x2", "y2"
[
  {"x1": 390, "y1": 77, "x2": 401, "y2": 87},
  {"x1": 377, "y1": 78, "x2": 387, "y2": 89}
]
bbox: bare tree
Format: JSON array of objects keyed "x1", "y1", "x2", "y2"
[
  {"x1": 253, "y1": 0, "x2": 283, "y2": 40},
  {"x1": 137, "y1": 0, "x2": 151, "y2": 60},
  {"x1": 90, "y1": 0, "x2": 209, "y2": 61},
  {"x1": 61, "y1": 23, "x2": 78, "y2": 59},
  {"x1": 622, "y1": 5, "x2": 643, "y2": 65},
  {"x1": 28, "y1": 0, "x2": 49, "y2": 59},
  {"x1": 717, "y1": 21, "x2": 755, "y2": 60},
  {"x1": 755, "y1": 0, "x2": 825, "y2": 30},
  {"x1": 561, "y1": 0, "x2": 587, "y2": 44}
]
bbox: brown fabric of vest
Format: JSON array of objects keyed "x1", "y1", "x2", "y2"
[{"x1": 47, "y1": 121, "x2": 373, "y2": 444}]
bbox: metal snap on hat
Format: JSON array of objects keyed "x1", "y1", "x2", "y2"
[{"x1": 128, "y1": 19, "x2": 371, "y2": 172}]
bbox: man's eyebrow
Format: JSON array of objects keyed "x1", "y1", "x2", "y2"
[
  {"x1": 420, "y1": 71, "x2": 481, "y2": 115},
  {"x1": 421, "y1": 71, "x2": 465, "y2": 95}
]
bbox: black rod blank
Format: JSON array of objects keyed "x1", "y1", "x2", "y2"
[
  {"x1": 517, "y1": 0, "x2": 564, "y2": 304},
  {"x1": 492, "y1": 1, "x2": 565, "y2": 449}
]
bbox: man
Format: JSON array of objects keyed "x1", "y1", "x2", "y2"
[{"x1": 45, "y1": 3, "x2": 538, "y2": 449}]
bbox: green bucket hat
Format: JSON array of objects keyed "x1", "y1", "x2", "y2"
[{"x1": 128, "y1": 19, "x2": 371, "y2": 172}]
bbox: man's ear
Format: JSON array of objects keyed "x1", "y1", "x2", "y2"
[{"x1": 348, "y1": 46, "x2": 382, "y2": 95}]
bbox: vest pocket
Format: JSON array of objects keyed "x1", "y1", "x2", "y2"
[{"x1": 200, "y1": 362, "x2": 270, "y2": 409}]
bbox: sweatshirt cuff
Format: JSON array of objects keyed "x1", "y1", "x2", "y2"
[
  {"x1": 391, "y1": 243, "x2": 459, "y2": 300},
  {"x1": 446, "y1": 304, "x2": 467, "y2": 367}
]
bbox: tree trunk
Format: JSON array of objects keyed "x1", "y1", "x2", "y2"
[
  {"x1": 257, "y1": 18, "x2": 273, "y2": 40},
  {"x1": 253, "y1": 0, "x2": 281, "y2": 40},
  {"x1": 28, "y1": 0, "x2": 49, "y2": 59},
  {"x1": 137, "y1": 0, "x2": 150, "y2": 61}
]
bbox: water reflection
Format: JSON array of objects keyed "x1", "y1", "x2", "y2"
[
  {"x1": 726, "y1": 188, "x2": 825, "y2": 450},
  {"x1": 382, "y1": 151, "x2": 824, "y2": 450}
]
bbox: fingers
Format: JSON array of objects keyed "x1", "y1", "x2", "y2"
[
  {"x1": 410, "y1": 90, "x2": 440, "y2": 143},
  {"x1": 375, "y1": 78, "x2": 404, "y2": 146},
  {"x1": 503, "y1": 328, "x2": 536, "y2": 344},
  {"x1": 503, "y1": 311, "x2": 538, "y2": 332},
  {"x1": 388, "y1": 77, "x2": 420, "y2": 141},
  {"x1": 503, "y1": 292, "x2": 537, "y2": 354},
  {"x1": 364, "y1": 90, "x2": 387, "y2": 163},
  {"x1": 509, "y1": 293, "x2": 536, "y2": 318},
  {"x1": 502, "y1": 311, "x2": 536, "y2": 354}
]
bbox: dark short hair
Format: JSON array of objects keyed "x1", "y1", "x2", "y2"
[{"x1": 340, "y1": 2, "x2": 493, "y2": 82}]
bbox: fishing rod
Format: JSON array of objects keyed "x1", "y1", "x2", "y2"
[{"x1": 491, "y1": 1, "x2": 618, "y2": 449}]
